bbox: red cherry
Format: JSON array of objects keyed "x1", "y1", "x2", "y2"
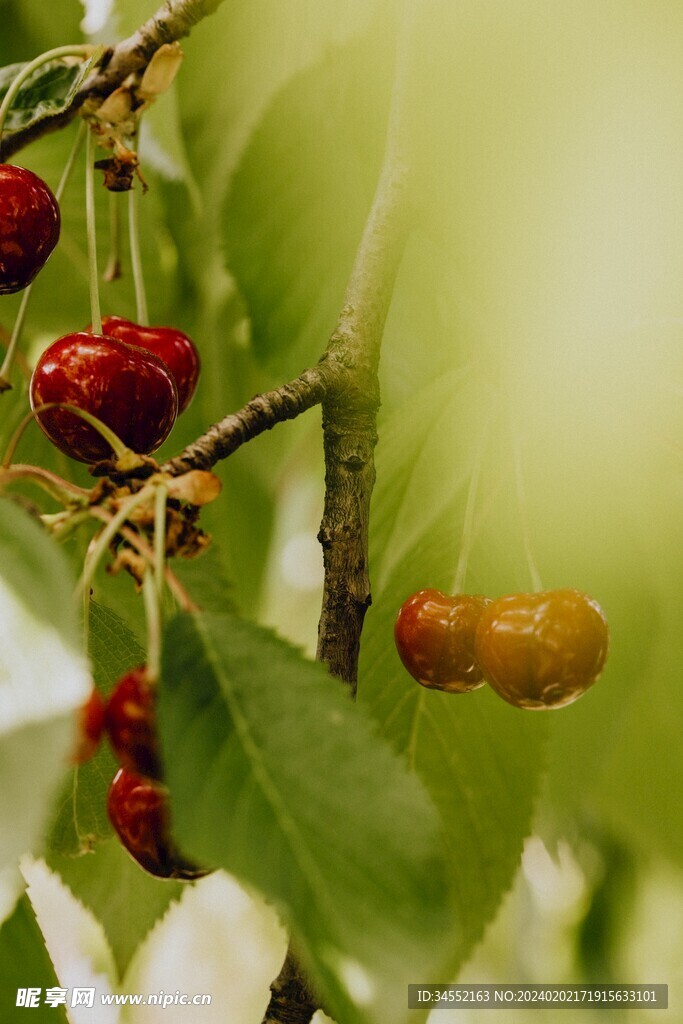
[
  {"x1": 29, "y1": 331, "x2": 178, "y2": 463},
  {"x1": 99, "y1": 316, "x2": 200, "y2": 412},
  {"x1": 0, "y1": 165, "x2": 60, "y2": 294},
  {"x1": 107, "y1": 768, "x2": 209, "y2": 880},
  {"x1": 105, "y1": 666, "x2": 161, "y2": 780},
  {"x1": 394, "y1": 589, "x2": 492, "y2": 692},
  {"x1": 474, "y1": 588, "x2": 609, "y2": 710},
  {"x1": 71, "y1": 688, "x2": 106, "y2": 764}
]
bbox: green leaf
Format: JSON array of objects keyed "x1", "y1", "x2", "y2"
[
  {"x1": 0, "y1": 894, "x2": 68, "y2": 1023},
  {"x1": 358, "y1": 378, "x2": 548, "y2": 967},
  {"x1": 47, "y1": 602, "x2": 146, "y2": 856},
  {"x1": 0, "y1": 501, "x2": 90, "y2": 874},
  {"x1": 46, "y1": 839, "x2": 184, "y2": 979},
  {"x1": 223, "y1": 22, "x2": 394, "y2": 373},
  {"x1": 159, "y1": 610, "x2": 455, "y2": 1024},
  {"x1": 0, "y1": 54, "x2": 97, "y2": 139}
]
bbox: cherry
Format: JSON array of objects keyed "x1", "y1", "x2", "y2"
[
  {"x1": 0, "y1": 165, "x2": 60, "y2": 294},
  {"x1": 394, "y1": 589, "x2": 492, "y2": 692},
  {"x1": 105, "y1": 666, "x2": 162, "y2": 780},
  {"x1": 30, "y1": 331, "x2": 178, "y2": 463},
  {"x1": 107, "y1": 768, "x2": 209, "y2": 880},
  {"x1": 474, "y1": 588, "x2": 609, "y2": 710},
  {"x1": 71, "y1": 688, "x2": 106, "y2": 764},
  {"x1": 98, "y1": 316, "x2": 200, "y2": 412}
]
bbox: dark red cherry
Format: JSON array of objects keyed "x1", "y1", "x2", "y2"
[
  {"x1": 29, "y1": 331, "x2": 178, "y2": 463},
  {"x1": 71, "y1": 688, "x2": 106, "y2": 764},
  {"x1": 99, "y1": 316, "x2": 200, "y2": 412},
  {"x1": 0, "y1": 165, "x2": 60, "y2": 294},
  {"x1": 107, "y1": 768, "x2": 209, "y2": 880},
  {"x1": 394, "y1": 589, "x2": 492, "y2": 692},
  {"x1": 105, "y1": 666, "x2": 161, "y2": 780},
  {"x1": 474, "y1": 588, "x2": 609, "y2": 710}
]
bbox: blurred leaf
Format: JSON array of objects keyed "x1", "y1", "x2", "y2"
[
  {"x1": 223, "y1": 23, "x2": 394, "y2": 373},
  {"x1": 0, "y1": 894, "x2": 68, "y2": 1022},
  {"x1": 359, "y1": 378, "x2": 548, "y2": 964},
  {"x1": 46, "y1": 839, "x2": 183, "y2": 979},
  {"x1": 46, "y1": 602, "x2": 145, "y2": 856},
  {"x1": 159, "y1": 609, "x2": 455, "y2": 1024},
  {"x1": 0, "y1": 500, "x2": 90, "y2": 874}
]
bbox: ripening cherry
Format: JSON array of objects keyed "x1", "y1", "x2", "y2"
[
  {"x1": 394, "y1": 589, "x2": 492, "y2": 692},
  {"x1": 29, "y1": 331, "x2": 178, "y2": 463},
  {"x1": 0, "y1": 165, "x2": 60, "y2": 294},
  {"x1": 474, "y1": 588, "x2": 609, "y2": 709},
  {"x1": 107, "y1": 768, "x2": 209, "y2": 880},
  {"x1": 71, "y1": 688, "x2": 107, "y2": 764}
]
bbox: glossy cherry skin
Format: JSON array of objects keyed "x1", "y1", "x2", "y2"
[
  {"x1": 107, "y1": 768, "x2": 209, "y2": 880},
  {"x1": 105, "y1": 666, "x2": 162, "y2": 780},
  {"x1": 0, "y1": 165, "x2": 60, "y2": 294},
  {"x1": 474, "y1": 589, "x2": 609, "y2": 710},
  {"x1": 99, "y1": 316, "x2": 200, "y2": 412},
  {"x1": 394, "y1": 589, "x2": 492, "y2": 692},
  {"x1": 30, "y1": 332, "x2": 178, "y2": 463},
  {"x1": 72, "y1": 689, "x2": 107, "y2": 764}
]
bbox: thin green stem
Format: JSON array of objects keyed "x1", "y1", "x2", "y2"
[
  {"x1": 513, "y1": 438, "x2": 543, "y2": 592},
  {"x1": 0, "y1": 122, "x2": 86, "y2": 389},
  {"x1": 129, "y1": 183, "x2": 149, "y2": 325},
  {"x1": 153, "y1": 483, "x2": 167, "y2": 604},
  {"x1": 0, "y1": 45, "x2": 93, "y2": 146},
  {"x1": 143, "y1": 568, "x2": 161, "y2": 680},
  {"x1": 452, "y1": 417, "x2": 491, "y2": 593},
  {"x1": 85, "y1": 128, "x2": 102, "y2": 334},
  {"x1": 75, "y1": 484, "x2": 155, "y2": 602},
  {"x1": 104, "y1": 192, "x2": 122, "y2": 282},
  {"x1": 452, "y1": 451, "x2": 483, "y2": 594}
]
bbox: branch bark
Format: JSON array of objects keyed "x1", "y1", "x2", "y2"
[
  {"x1": 0, "y1": 0, "x2": 227, "y2": 161},
  {"x1": 161, "y1": 362, "x2": 335, "y2": 475}
]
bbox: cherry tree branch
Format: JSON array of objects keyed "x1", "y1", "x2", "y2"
[
  {"x1": 0, "y1": 0, "x2": 227, "y2": 161},
  {"x1": 261, "y1": 10, "x2": 416, "y2": 1024},
  {"x1": 161, "y1": 362, "x2": 336, "y2": 475}
]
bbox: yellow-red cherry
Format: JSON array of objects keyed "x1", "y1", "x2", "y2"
[
  {"x1": 107, "y1": 768, "x2": 209, "y2": 880},
  {"x1": 474, "y1": 588, "x2": 609, "y2": 710},
  {"x1": 30, "y1": 331, "x2": 178, "y2": 463},
  {"x1": 0, "y1": 165, "x2": 60, "y2": 294},
  {"x1": 394, "y1": 589, "x2": 492, "y2": 692}
]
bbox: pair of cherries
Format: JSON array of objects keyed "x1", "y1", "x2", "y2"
[
  {"x1": 75, "y1": 668, "x2": 206, "y2": 879},
  {"x1": 394, "y1": 587, "x2": 609, "y2": 709},
  {"x1": 30, "y1": 316, "x2": 200, "y2": 464},
  {"x1": 0, "y1": 164, "x2": 197, "y2": 463}
]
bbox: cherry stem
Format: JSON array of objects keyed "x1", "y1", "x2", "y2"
[
  {"x1": 0, "y1": 45, "x2": 95, "y2": 148},
  {"x1": 2, "y1": 401, "x2": 130, "y2": 467},
  {"x1": 129, "y1": 181, "x2": 149, "y2": 326},
  {"x1": 0, "y1": 463, "x2": 90, "y2": 505},
  {"x1": 452, "y1": 416, "x2": 491, "y2": 594},
  {"x1": 153, "y1": 482, "x2": 167, "y2": 604},
  {"x1": 143, "y1": 568, "x2": 162, "y2": 681},
  {"x1": 103, "y1": 192, "x2": 122, "y2": 282},
  {"x1": 85, "y1": 128, "x2": 102, "y2": 335},
  {"x1": 513, "y1": 437, "x2": 543, "y2": 592},
  {"x1": 76, "y1": 483, "x2": 156, "y2": 602},
  {"x1": 89, "y1": 504, "x2": 199, "y2": 613},
  {"x1": 0, "y1": 122, "x2": 86, "y2": 389}
]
